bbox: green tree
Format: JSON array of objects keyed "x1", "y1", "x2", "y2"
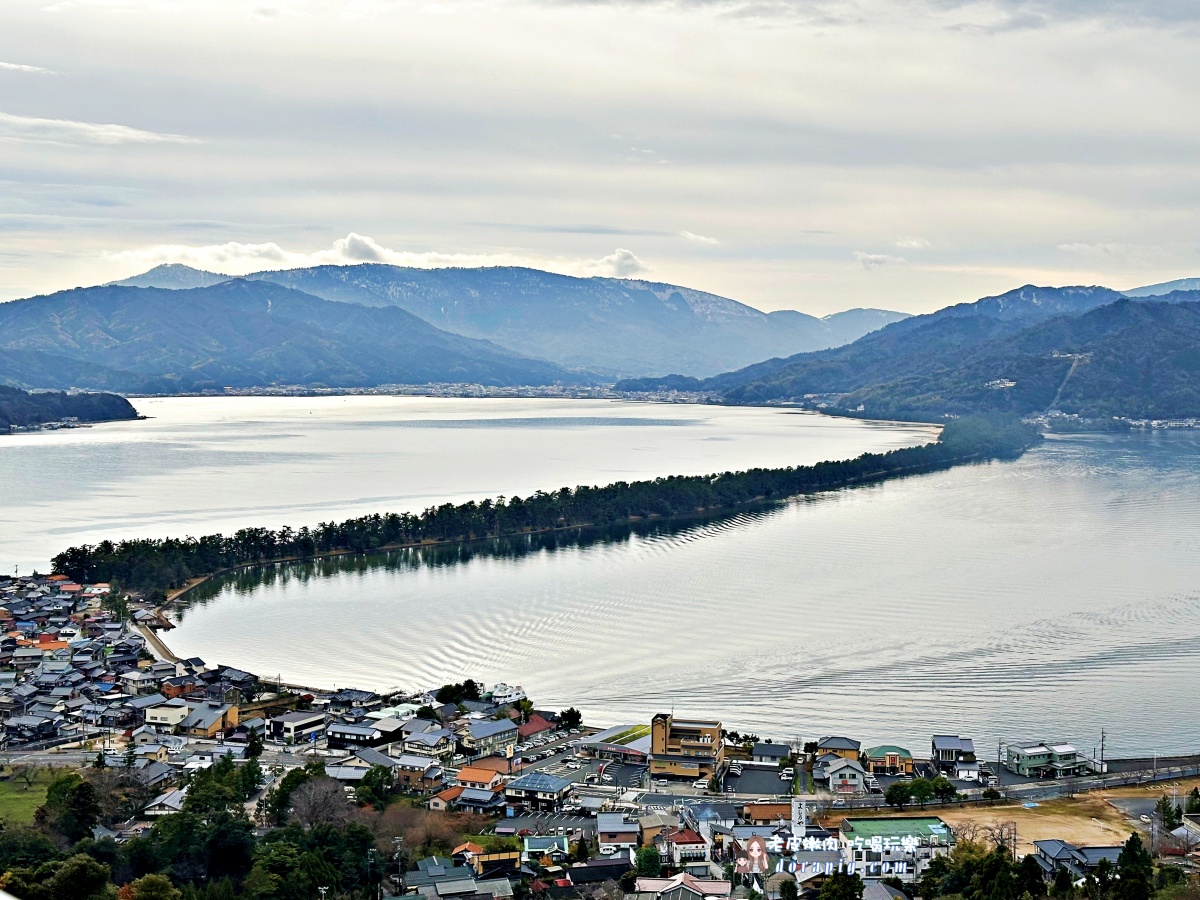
[
  {"x1": 573, "y1": 839, "x2": 590, "y2": 863},
  {"x1": 1186, "y1": 787, "x2": 1200, "y2": 815},
  {"x1": 820, "y1": 870, "x2": 865, "y2": 900},
  {"x1": 982, "y1": 787, "x2": 1002, "y2": 804},
  {"x1": 932, "y1": 776, "x2": 958, "y2": 803},
  {"x1": 909, "y1": 777, "x2": 936, "y2": 809},
  {"x1": 38, "y1": 774, "x2": 103, "y2": 843},
  {"x1": 1016, "y1": 852, "x2": 1047, "y2": 898},
  {"x1": 246, "y1": 729, "x2": 265, "y2": 759},
  {"x1": 130, "y1": 873, "x2": 183, "y2": 900},
  {"x1": 356, "y1": 764, "x2": 395, "y2": 810},
  {"x1": 559, "y1": 708, "x2": 583, "y2": 730},
  {"x1": 48, "y1": 852, "x2": 113, "y2": 900},
  {"x1": 1051, "y1": 868, "x2": 1074, "y2": 899},
  {"x1": 971, "y1": 845, "x2": 1017, "y2": 900},
  {"x1": 886, "y1": 781, "x2": 912, "y2": 808},
  {"x1": 635, "y1": 846, "x2": 662, "y2": 877},
  {"x1": 1114, "y1": 834, "x2": 1152, "y2": 900},
  {"x1": 780, "y1": 878, "x2": 800, "y2": 900}
]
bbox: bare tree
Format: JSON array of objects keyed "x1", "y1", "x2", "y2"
[
  {"x1": 952, "y1": 821, "x2": 986, "y2": 844},
  {"x1": 290, "y1": 776, "x2": 351, "y2": 828},
  {"x1": 11, "y1": 764, "x2": 40, "y2": 791}
]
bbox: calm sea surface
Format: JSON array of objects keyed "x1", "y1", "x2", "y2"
[{"x1": 5, "y1": 398, "x2": 1198, "y2": 758}]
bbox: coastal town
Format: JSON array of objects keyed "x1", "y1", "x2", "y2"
[{"x1": 1, "y1": 570, "x2": 1198, "y2": 900}]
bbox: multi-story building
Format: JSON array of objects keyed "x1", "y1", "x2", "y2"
[
  {"x1": 1006, "y1": 741, "x2": 1092, "y2": 778},
  {"x1": 931, "y1": 735, "x2": 976, "y2": 772},
  {"x1": 839, "y1": 816, "x2": 955, "y2": 882},
  {"x1": 649, "y1": 713, "x2": 724, "y2": 780}
]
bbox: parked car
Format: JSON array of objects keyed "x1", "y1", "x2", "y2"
[
  {"x1": 693, "y1": 779, "x2": 709, "y2": 789},
  {"x1": 600, "y1": 846, "x2": 617, "y2": 856},
  {"x1": 781, "y1": 767, "x2": 795, "y2": 778},
  {"x1": 832, "y1": 798, "x2": 847, "y2": 807}
]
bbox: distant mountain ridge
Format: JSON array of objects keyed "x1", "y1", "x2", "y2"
[
  {"x1": 112, "y1": 263, "x2": 911, "y2": 377},
  {"x1": 618, "y1": 284, "x2": 1200, "y2": 419},
  {"x1": 0, "y1": 280, "x2": 581, "y2": 392}
]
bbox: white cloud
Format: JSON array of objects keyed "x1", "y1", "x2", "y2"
[
  {"x1": 853, "y1": 250, "x2": 908, "y2": 270},
  {"x1": 0, "y1": 62, "x2": 55, "y2": 74},
  {"x1": 896, "y1": 236, "x2": 931, "y2": 249},
  {"x1": 105, "y1": 233, "x2": 653, "y2": 279},
  {"x1": 680, "y1": 230, "x2": 720, "y2": 245},
  {"x1": 0, "y1": 111, "x2": 194, "y2": 146}
]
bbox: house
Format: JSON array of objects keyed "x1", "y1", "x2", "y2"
[
  {"x1": 932, "y1": 735, "x2": 977, "y2": 773},
  {"x1": 863, "y1": 745, "x2": 914, "y2": 776},
  {"x1": 751, "y1": 743, "x2": 790, "y2": 766},
  {"x1": 145, "y1": 698, "x2": 191, "y2": 731},
  {"x1": 456, "y1": 765, "x2": 504, "y2": 791},
  {"x1": 269, "y1": 711, "x2": 326, "y2": 745},
  {"x1": 393, "y1": 754, "x2": 444, "y2": 790},
  {"x1": 650, "y1": 713, "x2": 724, "y2": 780},
  {"x1": 454, "y1": 787, "x2": 506, "y2": 813},
  {"x1": 522, "y1": 835, "x2": 570, "y2": 863},
  {"x1": 819, "y1": 756, "x2": 867, "y2": 793},
  {"x1": 815, "y1": 736, "x2": 861, "y2": 760},
  {"x1": 1031, "y1": 841, "x2": 1122, "y2": 880},
  {"x1": 145, "y1": 788, "x2": 187, "y2": 816},
  {"x1": 327, "y1": 721, "x2": 388, "y2": 751},
  {"x1": 597, "y1": 813, "x2": 640, "y2": 854},
  {"x1": 405, "y1": 727, "x2": 457, "y2": 759},
  {"x1": 518, "y1": 714, "x2": 555, "y2": 741},
  {"x1": 468, "y1": 853, "x2": 521, "y2": 881},
  {"x1": 1006, "y1": 741, "x2": 1092, "y2": 778},
  {"x1": 656, "y1": 827, "x2": 709, "y2": 868},
  {"x1": 743, "y1": 803, "x2": 793, "y2": 826},
  {"x1": 838, "y1": 817, "x2": 955, "y2": 882},
  {"x1": 428, "y1": 785, "x2": 465, "y2": 811},
  {"x1": 504, "y1": 771, "x2": 574, "y2": 811},
  {"x1": 635, "y1": 872, "x2": 732, "y2": 900},
  {"x1": 567, "y1": 853, "x2": 636, "y2": 886},
  {"x1": 462, "y1": 719, "x2": 519, "y2": 757},
  {"x1": 179, "y1": 701, "x2": 239, "y2": 739}
]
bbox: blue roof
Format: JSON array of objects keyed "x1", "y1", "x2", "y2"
[
  {"x1": 469, "y1": 719, "x2": 517, "y2": 739},
  {"x1": 506, "y1": 771, "x2": 574, "y2": 793}
]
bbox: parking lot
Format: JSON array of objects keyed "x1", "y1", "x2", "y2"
[{"x1": 724, "y1": 766, "x2": 793, "y2": 797}]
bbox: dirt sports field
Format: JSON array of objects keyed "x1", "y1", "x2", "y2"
[{"x1": 840, "y1": 777, "x2": 1200, "y2": 856}]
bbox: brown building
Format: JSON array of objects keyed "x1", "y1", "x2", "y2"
[{"x1": 649, "y1": 713, "x2": 724, "y2": 780}]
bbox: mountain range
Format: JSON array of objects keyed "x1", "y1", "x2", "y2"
[
  {"x1": 0, "y1": 280, "x2": 578, "y2": 392},
  {"x1": 617, "y1": 283, "x2": 1200, "y2": 420},
  {"x1": 111, "y1": 263, "x2": 911, "y2": 377}
]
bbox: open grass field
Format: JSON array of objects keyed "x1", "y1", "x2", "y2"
[{"x1": 0, "y1": 775, "x2": 51, "y2": 826}]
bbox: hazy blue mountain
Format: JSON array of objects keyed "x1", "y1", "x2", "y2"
[
  {"x1": 223, "y1": 264, "x2": 906, "y2": 377},
  {"x1": 839, "y1": 297, "x2": 1200, "y2": 419},
  {"x1": 1122, "y1": 277, "x2": 1200, "y2": 297},
  {"x1": 0, "y1": 280, "x2": 582, "y2": 392},
  {"x1": 0, "y1": 384, "x2": 137, "y2": 429},
  {"x1": 110, "y1": 263, "x2": 230, "y2": 290},
  {"x1": 617, "y1": 284, "x2": 1200, "y2": 418}
]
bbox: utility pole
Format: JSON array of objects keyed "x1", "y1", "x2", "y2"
[{"x1": 1100, "y1": 729, "x2": 1106, "y2": 773}]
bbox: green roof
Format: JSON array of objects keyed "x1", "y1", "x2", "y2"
[
  {"x1": 864, "y1": 745, "x2": 912, "y2": 759},
  {"x1": 841, "y1": 817, "x2": 953, "y2": 841}
]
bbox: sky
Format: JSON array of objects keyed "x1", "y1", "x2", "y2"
[{"x1": 1, "y1": 0, "x2": 1199, "y2": 316}]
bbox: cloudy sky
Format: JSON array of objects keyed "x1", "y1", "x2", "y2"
[{"x1": 1, "y1": 0, "x2": 1198, "y2": 315}]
